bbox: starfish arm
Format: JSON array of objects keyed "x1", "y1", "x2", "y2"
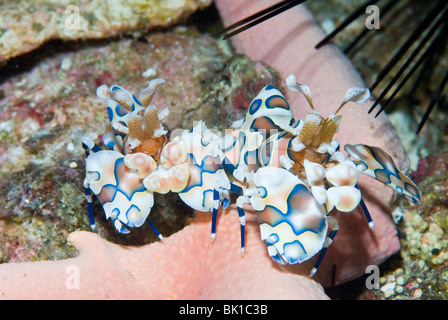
[{"x1": 0, "y1": 213, "x2": 328, "y2": 300}]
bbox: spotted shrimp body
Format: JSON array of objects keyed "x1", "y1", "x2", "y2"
[
  {"x1": 249, "y1": 166, "x2": 329, "y2": 265},
  {"x1": 222, "y1": 85, "x2": 299, "y2": 181},
  {"x1": 83, "y1": 147, "x2": 157, "y2": 234},
  {"x1": 82, "y1": 79, "x2": 168, "y2": 238}
]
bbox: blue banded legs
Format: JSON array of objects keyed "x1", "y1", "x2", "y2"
[
  {"x1": 82, "y1": 137, "x2": 101, "y2": 231},
  {"x1": 83, "y1": 184, "x2": 96, "y2": 231},
  {"x1": 212, "y1": 180, "x2": 244, "y2": 252},
  {"x1": 310, "y1": 216, "x2": 339, "y2": 277},
  {"x1": 236, "y1": 196, "x2": 250, "y2": 255},
  {"x1": 146, "y1": 218, "x2": 164, "y2": 241},
  {"x1": 359, "y1": 197, "x2": 374, "y2": 232},
  {"x1": 82, "y1": 136, "x2": 101, "y2": 154},
  {"x1": 355, "y1": 185, "x2": 375, "y2": 233}
]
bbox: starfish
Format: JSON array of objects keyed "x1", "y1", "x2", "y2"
[{"x1": 0, "y1": 0, "x2": 406, "y2": 299}]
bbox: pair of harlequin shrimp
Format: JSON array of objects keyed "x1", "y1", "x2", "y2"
[{"x1": 83, "y1": 74, "x2": 421, "y2": 276}]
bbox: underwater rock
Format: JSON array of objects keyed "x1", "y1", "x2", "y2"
[
  {"x1": 391, "y1": 151, "x2": 448, "y2": 299},
  {"x1": 355, "y1": 150, "x2": 448, "y2": 299},
  {"x1": 0, "y1": 0, "x2": 212, "y2": 63},
  {"x1": 0, "y1": 163, "x2": 83, "y2": 263},
  {"x1": 0, "y1": 28, "x2": 281, "y2": 262}
]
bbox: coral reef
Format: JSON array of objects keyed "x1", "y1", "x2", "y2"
[{"x1": 360, "y1": 149, "x2": 448, "y2": 300}]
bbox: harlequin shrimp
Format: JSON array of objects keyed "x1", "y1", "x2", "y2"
[
  {"x1": 82, "y1": 74, "x2": 421, "y2": 277},
  {"x1": 247, "y1": 74, "x2": 422, "y2": 274},
  {"x1": 141, "y1": 74, "x2": 421, "y2": 276},
  {"x1": 82, "y1": 78, "x2": 168, "y2": 237}
]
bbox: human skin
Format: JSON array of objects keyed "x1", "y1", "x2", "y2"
[{"x1": 0, "y1": 1, "x2": 407, "y2": 299}]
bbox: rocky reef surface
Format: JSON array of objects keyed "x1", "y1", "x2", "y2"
[{"x1": 0, "y1": 0, "x2": 212, "y2": 63}]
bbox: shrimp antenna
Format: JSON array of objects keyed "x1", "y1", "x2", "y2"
[
  {"x1": 286, "y1": 74, "x2": 315, "y2": 111},
  {"x1": 334, "y1": 88, "x2": 370, "y2": 115}
]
